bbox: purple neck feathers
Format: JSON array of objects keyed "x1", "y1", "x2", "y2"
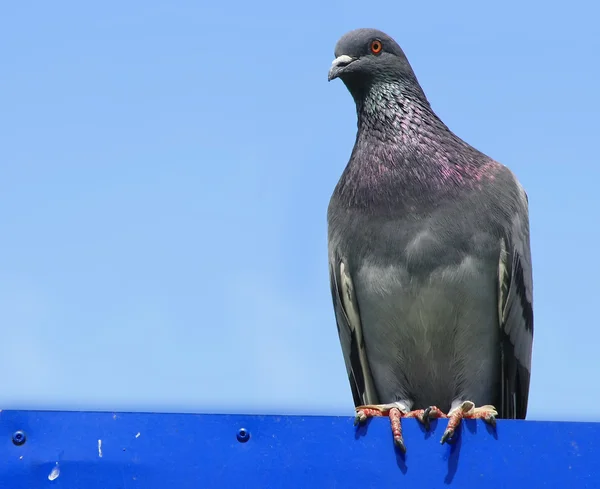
[{"x1": 337, "y1": 81, "x2": 497, "y2": 210}]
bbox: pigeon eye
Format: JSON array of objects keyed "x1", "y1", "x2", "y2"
[{"x1": 370, "y1": 40, "x2": 383, "y2": 54}]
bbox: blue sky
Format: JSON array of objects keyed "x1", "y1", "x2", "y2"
[{"x1": 2, "y1": 1, "x2": 599, "y2": 422}]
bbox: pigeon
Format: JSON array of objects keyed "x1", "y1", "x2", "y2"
[{"x1": 327, "y1": 28, "x2": 533, "y2": 451}]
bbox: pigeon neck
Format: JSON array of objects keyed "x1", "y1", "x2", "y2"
[
  {"x1": 337, "y1": 81, "x2": 490, "y2": 211},
  {"x1": 356, "y1": 80, "x2": 447, "y2": 142}
]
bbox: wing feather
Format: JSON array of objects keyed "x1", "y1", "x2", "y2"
[
  {"x1": 498, "y1": 185, "x2": 534, "y2": 419},
  {"x1": 329, "y1": 254, "x2": 379, "y2": 407}
]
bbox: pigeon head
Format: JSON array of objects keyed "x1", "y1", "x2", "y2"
[{"x1": 328, "y1": 28, "x2": 426, "y2": 105}]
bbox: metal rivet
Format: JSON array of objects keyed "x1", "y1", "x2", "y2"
[
  {"x1": 12, "y1": 431, "x2": 26, "y2": 446},
  {"x1": 236, "y1": 428, "x2": 250, "y2": 443}
]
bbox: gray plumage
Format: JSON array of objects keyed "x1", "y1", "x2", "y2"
[{"x1": 327, "y1": 28, "x2": 533, "y2": 418}]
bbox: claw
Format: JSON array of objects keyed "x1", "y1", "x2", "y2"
[
  {"x1": 354, "y1": 411, "x2": 365, "y2": 425},
  {"x1": 440, "y1": 428, "x2": 454, "y2": 445},
  {"x1": 422, "y1": 407, "x2": 432, "y2": 430},
  {"x1": 394, "y1": 437, "x2": 406, "y2": 453}
]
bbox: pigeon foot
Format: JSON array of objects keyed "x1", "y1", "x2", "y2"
[
  {"x1": 440, "y1": 401, "x2": 498, "y2": 444},
  {"x1": 355, "y1": 403, "x2": 408, "y2": 452},
  {"x1": 355, "y1": 403, "x2": 445, "y2": 452}
]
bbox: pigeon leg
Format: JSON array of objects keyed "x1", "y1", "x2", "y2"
[
  {"x1": 355, "y1": 402, "x2": 409, "y2": 451},
  {"x1": 440, "y1": 401, "x2": 498, "y2": 444}
]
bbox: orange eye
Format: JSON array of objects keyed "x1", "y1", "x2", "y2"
[{"x1": 370, "y1": 40, "x2": 382, "y2": 54}]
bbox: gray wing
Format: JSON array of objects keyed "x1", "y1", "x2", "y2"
[
  {"x1": 329, "y1": 253, "x2": 379, "y2": 407},
  {"x1": 497, "y1": 183, "x2": 534, "y2": 419}
]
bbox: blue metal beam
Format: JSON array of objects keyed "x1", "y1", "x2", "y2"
[{"x1": 1, "y1": 410, "x2": 598, "y2": 487}]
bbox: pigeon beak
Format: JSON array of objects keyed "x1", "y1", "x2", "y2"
[{"x1": 328, "y1": 55, "x2": 356, "y2": 81}]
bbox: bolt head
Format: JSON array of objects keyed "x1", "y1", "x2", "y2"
[
  {"x1": 12, "y1": 431, "x2": 26, "y2": 446},
  {"x1": 236, "y1": 428, "x2": 250, "y2": 443}
]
